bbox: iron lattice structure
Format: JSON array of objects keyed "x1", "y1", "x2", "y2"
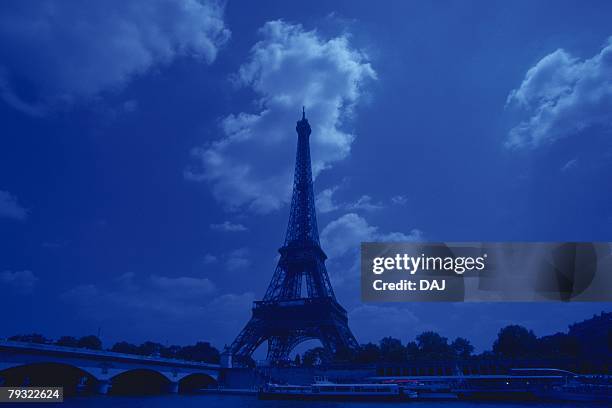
[{"x1": 230, "y1": 109, "x2": 359, "y2": 365}]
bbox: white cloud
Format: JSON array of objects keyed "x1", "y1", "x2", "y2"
[
  {"x1": 0, "y1": 0, "x2": 230, "y2": 114},
  {"x1": 62, "y1": 272, "x2": 238, "y2": 320},
  {"x1": 203, "y1": 253, "x2": 218, "y2": 264},
  {"x1": 506, "y1": 38, "x2": 612, "y2": 148},
  {"x1": 225, "y1": 248, "x2": 251, "y2": 271},
  {"x1": 321, "y1": 213, "x2": 422, "y2": 260},
  {"x1": 316, "y1": 187, "x2": 384, "y2": 213},
  {"x1": 201, "y1": 248, "x2": 252, "y2": 271},
  {"x1": 0, "y1": 190, "x2": 27, "y2": 220},
  {"x1": 42, "y1": 240, "x2": 68, "y2": 249},
  {"x1": 346, "y1": 195, "x2": 384, "y2": 211},
  {"x1": 210, "y1": 220, "x2": 248, "y2": 232},
  {"x1": 320, "y1": 213, "x2": 422, "y2": 284},
  {"x1": 391, "y1": 195, "x2": 408, "y2": 206},
  {"x1": 150, "y1": 274, "x2": 215, "y2": 298},
  {"x1": 61, "y1": 272, "x2": 253, "y2": 346},
  {"x1": 560, "y1": 158, "x2": 578, "y2": 172},
  {"x1": 316, "y1": 187, "x2": 340, "y2": 213},
  {"x1": 0, "y1": 270, "x2": 38, "y2": 293},
  {"x1": 186, "y1": 20, "x2": 376, "y2": 213}
]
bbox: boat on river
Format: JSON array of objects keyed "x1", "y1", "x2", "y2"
[
  {"x1": 258, "y1": 379, "x2": 417, "y2": 401},
  {"x1": 536, "y1": 375, "x2": 612, "y2": 402}
]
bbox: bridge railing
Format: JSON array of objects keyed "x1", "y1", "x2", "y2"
[{"x1": 0, "y1": 339, "x2": 219, "y2": 369}]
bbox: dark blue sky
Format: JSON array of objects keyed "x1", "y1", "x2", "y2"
[{"x1": 0, "y1": 0, "x2": 610, "y2": 353}]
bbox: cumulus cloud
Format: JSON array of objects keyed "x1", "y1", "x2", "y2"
[
  {"x1": 0, "y1": 0, "x2": 230, "y2": 114},
  {"x1": 0, "y1": 190, "x2": 27, "y2": 220},
  {"x1": 321, "y1": 213, "x2": 422, "y2": 260},
  {"x1": 61, "y1": 272, "x2": 253, "y2": 346},
  {"x1": 316, "y1": 187, "x2": 340, "y2": 213},
  {"x1": 186, "y1": 20, "x2": 376, "y2": 213},
  {"x1": 150, "y1": 274, "x2": 215, "y2": 298},
  {"x1": 560, "y1": 158, "x2": 578, "y2": 172},
  {"x1": 210, "y1": 220, "x2": 248, "y2": 232},
  {"x1": 391, "y1": 195, "x2": 408, "y2": 206},
  {"x1": 201, "y1": 248, "x2": 252, "y2": 271},
  {"x1": 320, "y1": 213, "x2": 422, "y2": 284},
  {"x1": 61, "y1": 272, "x2": 247, "y2": 321},
  {"x1": 506, "y1": 38, "x2": 612, "y2": 148},
  {"x1": 225, "y1": 248, "x2": 251, "y2": 271},
  {"x1": 316, "y1": 187, "x2": 384, "y2": 213},
  {"x1": 0, "y1": 270, "x2": 38, "y2": 293},
  {"x1": 346, "y1": 195, "x2": 384, "y2": 211},
  {"x1": 202, "y1": 253, "x2": 218, "y2": 264}
]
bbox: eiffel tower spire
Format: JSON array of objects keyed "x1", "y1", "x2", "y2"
[
  {"x1": 229, "y1": 109, "x2": 359, "y2": 365},
  {"x1": 283, "y1": 106, "x2": 320, "y2": 246},
  {"x1": 263, "y1": 108, "x2": 334, "y2": 301}
]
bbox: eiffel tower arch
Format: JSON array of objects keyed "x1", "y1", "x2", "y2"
[{"x1": 229, "y1": 108, "x2": 359, "y2": 366}]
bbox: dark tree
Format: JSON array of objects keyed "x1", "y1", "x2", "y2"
[
  {"x1": 55, "y1": 336, "x2": 79, "y2": 348},
  {"x1": 294, "y1": 354, "x2": 301, "y2": 366},
  {"x1": 110, "y1": 341, "x2": 139, "y2": 355},
  {"x1": 138, "y1": 341, "x2": 163, "y2": 356},
  {"x1": 493, "y1": 325, "x2": 537, "y2": 358},
  {"x1": 404, "y1": 341, "x2": 419, "y2": 360},
  {"x1": 451, "y1": 337, "x2": 474, "y2": 359},
  {"x1": 9, "y1": 334, "x2": 48, "y2": 344},
  {"x1": 416, "y1": 331, "x2": 452, "y2": 360},
  {"x1": 77, "y1": 335, "x2": 102, "y2": 350},
  {"x1": 302, "y1": 347, "x2": 326, "y2": 367},
  {"x1": 536, "y1": 333, "x2": 578, "y2": 358},
  {"x1": 178, "y1": 342, "x2": 220, "y2": 364},
  {"x1": 160, "y1": 345, "x2": 182, "y2": 359},
  {"x1": 379, "y1": 337, "x2": 405, "y2": 362},
  {"x1": 355, "y1": 343, "x2": 380, "y2": 364}
]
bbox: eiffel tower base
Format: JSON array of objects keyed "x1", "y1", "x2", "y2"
[{"x1": 231, "y1": 298, "x2": 358, "y2": 366}]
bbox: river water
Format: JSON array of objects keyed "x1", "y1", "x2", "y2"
[{"x1": 5, "y1": 394, "x2": 602, "y2": 407}]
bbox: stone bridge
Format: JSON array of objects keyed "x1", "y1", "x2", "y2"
[{"x1": 0, "y1": 340, "x2": 220, "y2": 394}]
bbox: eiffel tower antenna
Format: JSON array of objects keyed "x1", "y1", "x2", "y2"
[{"x1": 229, "y1": 108, "x2": 359, "y2": 366}]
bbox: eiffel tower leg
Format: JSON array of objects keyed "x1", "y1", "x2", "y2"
[
  {"x1": 230, "y1": 318, "x2": 266, "y2": 364},
  {"x1": 267, "y1": 335, "x2": 299, "y2": 364},
  {"x1": 318, "y1": 323, "x2": 360, "y2": 360}
]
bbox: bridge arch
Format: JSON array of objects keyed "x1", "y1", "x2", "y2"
[
  {"x1": 0, "y1": 362, "x2": 98, "y2": 394},
  {"x1": 109, "y1": 368, "x2": 172, "y2": 395},
  {"x1": 177, "y1": 372, "x2": 217, "y2": 393}
]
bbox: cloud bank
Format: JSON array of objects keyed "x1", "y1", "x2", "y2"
[
  {"x1": 506, "y1": 38, "x2": 612, "y2": 148},
  {"x1": 0, "y1": 0, "x2": 230, "y2": 115},
  {"x1": 321, "y1": 213, "x2": 422, "y2": 260},
  {"x1": 316, "y1": 187, "x2": 384, "y2": 214},
  {"x1": 61, "y1": 272, "x2": 253, "y2": 345},
  {"x1": 0, "y1": 190, "x2": 28, "y2": 220},
  {"x1": 186, "y1": 20, "x2": 376, "y2": 213},
  {"x1": 210, "y1": 220, "x2": 248, "y2": 232},
  {"x1": 321, "y1": 213, "x2": 422, "y2": 283},
  {"x1": 0, "y1": 270, "x2": 38, "y2": 293}
]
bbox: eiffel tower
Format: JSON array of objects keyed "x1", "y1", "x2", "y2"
[{"x1": 229, "y1": 108, "x2": 359, "y2": 366}]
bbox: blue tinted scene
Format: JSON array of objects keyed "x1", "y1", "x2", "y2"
[{"x1": 0, "y1": 0, "x2": 610, "y2": 405}]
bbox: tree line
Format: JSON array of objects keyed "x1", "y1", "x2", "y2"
[
  {"x1": 6, "y1": 334, "x2": 220, "y2": 364},
  {"x1": 6, "y1": 312, "x2": 609, "y2": 366},
  {"x1": 298, "y1": 317, "x2": 609, "y2": 366}
]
